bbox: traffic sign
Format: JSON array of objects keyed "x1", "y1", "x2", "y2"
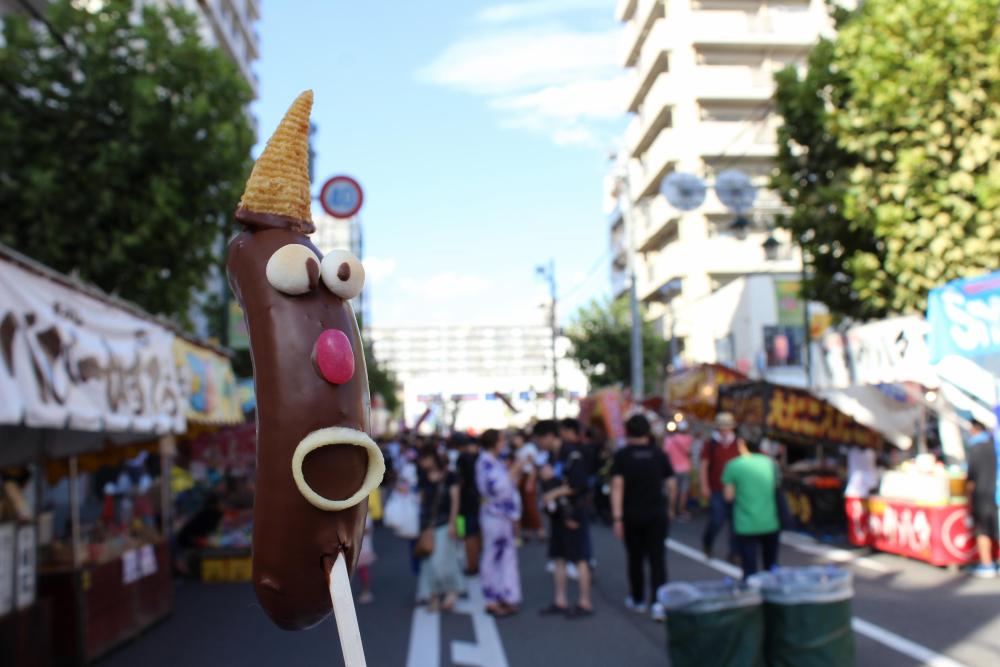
[{"x1": 319, "y1": 175, "x2": 364, "y2": 219}]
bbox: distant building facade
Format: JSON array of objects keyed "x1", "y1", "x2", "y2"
[{"x1": 370, "y1": 325, "x2": 588, "y2": 431}]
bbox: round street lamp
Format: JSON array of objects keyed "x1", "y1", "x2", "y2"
[{"x1": 762, "y1": 234, "x2": 780, "y2": 261}]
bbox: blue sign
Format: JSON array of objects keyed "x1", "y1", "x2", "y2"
[
  {"x1": 319, "y1": 175, "x2": 364, "y2": 219},
  {"x1": 927, "y1": 271, "x2": 1000, "y2": 363}
]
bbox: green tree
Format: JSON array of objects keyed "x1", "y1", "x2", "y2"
[
  {"x1": 364, "y1": 338, "x2": 400, "y2": 415},
  {"x1": 0, "y1": 0, "x2": 254, "y2": 325},
  {"x1": 566, "y1": 296, "x2": 667, "y2": 394},
  {"x1": 771, "y1": 0, "x2": 999, "y2": 318}
]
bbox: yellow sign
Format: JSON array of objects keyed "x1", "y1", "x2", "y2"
[{"x1": 173, "y1": 340, "x2": 243, "y2": 425}]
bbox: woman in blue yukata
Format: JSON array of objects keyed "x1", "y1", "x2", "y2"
[{"x1": 476, "y1": 428, "x2": 523, "y2": 617}]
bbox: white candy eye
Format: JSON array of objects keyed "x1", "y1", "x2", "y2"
[
  {"x1": 265, "y1": 244, "x2": 320, "y2": 295},
  {"x1": 321, "y1": 249, "x2": 365, "y2": 300}
]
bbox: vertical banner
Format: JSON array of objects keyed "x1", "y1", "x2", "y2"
[
  {"x1": 0, "y1": 524, "x2": 14, "y2": 616},
  {"x1": 774, "y1": 279, "x2": 804, "y2": 327},
  {"x1": 14, "y1": 524, "x2": 35, "y2": 610},
  {"x1": 227, "y1": 300, "x2": 249, "y2": 350}
]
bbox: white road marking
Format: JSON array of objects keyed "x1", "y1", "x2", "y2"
[
  {"x1": 852, "y1": 619, "x2": 969, "y2": 667},
  {"x1": 666, "y1": 538, "x2": 970, "y2": 667},
  {"x1": 450, "y1": 580, "x2": 509, "y2": 667},
  {"x1": 405, "y1": 578, "x2": 509, "y2": 667},
  {"x1": 779, "y1": 532, "x2": 893, "y2": 573},
  {"x1": 405, "y1": 606, "x2": 440, "y2": 667}
]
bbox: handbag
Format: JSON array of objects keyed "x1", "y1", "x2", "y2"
[{"x1": 413, "y1": 480, "x2": 445, "y2": 559}]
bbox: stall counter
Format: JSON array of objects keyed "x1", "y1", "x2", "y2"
[
  {"x1": 845, "y1": 496, "x2": 980, "y2": 567},
  {"x1": 39, "y1": 540, "x2": 172, "y2": 665}
]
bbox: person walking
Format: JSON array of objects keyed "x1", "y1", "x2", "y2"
[
  {"x1": 535, "y1": 419, "x2": 594, "y2": 617},
  {"x1": 455, "y1": 433, "x2": 482, "y2": 575},
  {"x1": 722, "y1": 438, "x2": 781, "y2": 578},
  {"x1": 415, "y1": 447, "x2": 464, "y2": 611},
  {"x1": 513, "y1": 430, "x2": 545, "y2": 542},
  {"x1": 700, "y1": 412, "x2": 743, "y2": 561},
  {"x1": 664, "y1": 421, "x2": 694, "y2": 520},
  {"x1": 611, "y1": 414, "x2": 675, "y2": 622},
  {"x1": 965, "y1": 420, "x2": 998, "y2": 578},
  {"x1": 476, "y1": 429, "x2": 523, "y2": 617}
]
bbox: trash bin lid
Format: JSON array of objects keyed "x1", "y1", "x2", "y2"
[
  {"x1": 658, "y1": 580, "x2": 762, "y2": 613},
  {"x1": 748, "y1": 566, "x2": 853, "y2": 604}
]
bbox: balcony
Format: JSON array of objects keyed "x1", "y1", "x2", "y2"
[
  {"x1": 696, "y1": 119, "x2": 778, "y2": 159},
  {"x1": 627, "y1": 74, "x2": 675, "y2": 157},
  {"x1": 624, "y1": 23, "x2": 668, "y2": 112},
  {"x1": 621, "y1": 0, "x2": 665, "y2": 67},
  {"x1": 615, "y1": 0, "x2": 638, "y2": 22},
  {"x1": 692, "y1": 65, "x2": 774, "y2": 102},
  {"x1": 634, "y1": 195, "x2": 680, "y2": 253},
  {"x1": 634, "y1": 128, "x2": 679, "y2": 199},
  {"x1": 638, "y1": 231, "x2": 801, "y2": 301},
  {"x1": 689, "y1": 7, "x2": 821, "y2": 49}
]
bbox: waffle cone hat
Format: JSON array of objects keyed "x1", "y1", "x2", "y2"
[{"x1": 236, "y1": 90, "x2": 315, "y2": 233}]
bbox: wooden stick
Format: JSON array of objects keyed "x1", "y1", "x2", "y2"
[{"x1": 328, "y1": 554, "x2": 367, "y2": 667}]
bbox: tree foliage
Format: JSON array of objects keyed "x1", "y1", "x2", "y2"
[
  {"x1": 0, "y1": 0, "x2": 254, "y2": 325},
  {"x1": 772, "y1": 0, "x2": 999, "y2": 318},
  {"x1": 364, "y1": 338, "x2": 400, "y2": 415},
  {"x1": 566, "y1": 296, "x2": 667, "y2": 394}
]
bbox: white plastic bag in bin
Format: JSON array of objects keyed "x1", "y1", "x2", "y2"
[
  {"x1": 748, "y1": 566, "x2": 853, "y2": 605},
  {"x1": 658, "y1": 580, "x2": 763, "y2": 614}
]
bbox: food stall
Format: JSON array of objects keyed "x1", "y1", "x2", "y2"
[
  {"x1": 0, "y1": 244, "x2": 188, "y2": 665},
  {"x1": 718, "y1": 381, "x2": 885, "y2": 534},
  {"x1": 839, "y1": 272, "x2": 1000, "y2": 567},
  {"x1": 666, "y1": 363, "x2": 748, "y2": 424}
]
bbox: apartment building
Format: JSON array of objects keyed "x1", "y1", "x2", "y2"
[
  {"x1": 608, "y1": 0, "x2": 833, "y2": 384},
  {"x1": 369, "y1": 325, "x2": 588, "y2": 430}
]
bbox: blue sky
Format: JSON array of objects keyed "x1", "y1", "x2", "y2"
[{"x1": 253, "y1": 0, "x2": 626, "y2": 327}]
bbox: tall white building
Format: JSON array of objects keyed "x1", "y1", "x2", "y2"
[
  {"x1": 369, "y1": 325, "x2": 588, "y2": 431},
  {"x1": 608, "y1": 0, "x2": 833, "y2": 385}
]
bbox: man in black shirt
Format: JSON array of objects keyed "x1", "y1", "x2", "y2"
[
  {"x1": 966, "y1": 420, "x2": 998, "y2": 578},
  {"x1": 536, "y1": 419, "x2": 594, "y2": 617},
  {"x1": 611, "y1": 414, "x2": 675, "y2": 621},
  {"x1": 454, "y1": 433, "x2": 482, "y2": 575}
]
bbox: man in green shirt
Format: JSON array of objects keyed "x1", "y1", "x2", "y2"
[{"x1": 722, "y1": 438, "x2": 780, "y2": 579}]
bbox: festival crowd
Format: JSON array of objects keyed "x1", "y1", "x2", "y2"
[{"x1": 368, "y1": 411, "x2": 787, "y2": 621}]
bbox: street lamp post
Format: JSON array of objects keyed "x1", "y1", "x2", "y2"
[
  {"x1": 615, "y1": 170, "x2": 644, "y2": 399},
  {"x1": 536, "y1": 260, "x2": 559, "y2": 420}
]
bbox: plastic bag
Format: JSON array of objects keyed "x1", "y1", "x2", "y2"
[{"x1": 384, "y1": 490, "x2": 420, "y2": 539}]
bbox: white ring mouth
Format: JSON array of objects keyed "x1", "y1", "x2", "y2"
[{"x1": 291, "y1": 427, "x2": 385, "y2": 511}]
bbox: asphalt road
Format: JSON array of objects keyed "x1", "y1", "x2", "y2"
[{"x1": 98, "y1": 517, "x2": 1000, "y2": 666}]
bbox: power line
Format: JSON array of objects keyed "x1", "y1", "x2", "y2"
[{"x1": 558, "y1": 247, "x2": 614, "y2": 302}]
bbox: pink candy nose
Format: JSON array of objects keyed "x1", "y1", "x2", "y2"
[{"x1": 313, "y1": 329, "x2": 355, "y2": 385}]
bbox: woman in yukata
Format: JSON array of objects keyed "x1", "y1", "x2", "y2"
[{"x1": 476, "y1": 429, "x2": 523, "y2": 617}]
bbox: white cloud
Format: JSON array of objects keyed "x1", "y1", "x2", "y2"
[
  {"x1": 477, "y1": 0, "x2": 612, "y2": 24},
  {"x1": 419, "y1": 4, "x2": 624, "y2": 148},
  {"x1": 419, "y1": 29, "x2": 618, "y2": 96},
  {"x1": 398, "y1": 272, "x2": 491, "y2": 300},
  {"x1": 362, "y1": 256, "x2": 397, "y2": 283}
]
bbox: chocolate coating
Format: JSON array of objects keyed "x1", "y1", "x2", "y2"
[{"x1": 227, "y1": 225, "x2": 371, "y2": 631}]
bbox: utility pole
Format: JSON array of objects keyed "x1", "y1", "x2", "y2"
[
  {"x1": 537, "y1": 260, "x2": 559, "y2": 420},
  {"x1": 616, "y1": 170, "x2": 644, "y2": 399}
]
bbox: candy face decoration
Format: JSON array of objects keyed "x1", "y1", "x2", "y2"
[{"x1": 226, "y1": 90, "x2": 384, "y2": 631}]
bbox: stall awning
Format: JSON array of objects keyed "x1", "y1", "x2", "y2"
[
  {"x1": 0, "y1": 245, "x2": 185, "y2": 435},
  {"x1": 718, "y1": 381, "x2": 886, "y2": 449}
]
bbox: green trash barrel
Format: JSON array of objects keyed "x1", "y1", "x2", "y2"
[
  {"x1": 749, "y1": 566, "x2": 855, "y2": 667},
  {"x1": 658, "y1": 581, "x2": 765, "y2": 667}
]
